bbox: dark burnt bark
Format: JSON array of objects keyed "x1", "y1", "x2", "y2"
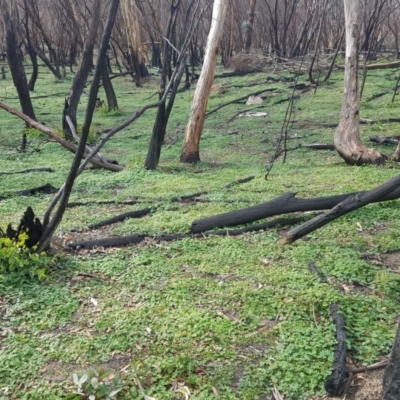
[
  {"x1": 144, "y1": 57, "x2": 186, "y2": 170},
  {"x1": 2, "y1": 1, "x2": 36, "y2": 124},
  {"x1": 22, "y1": 0, "x2": 38, "y2": 91},
  {"x1": 37, "y1": 0, "x2": 120, "y2": 252},
  {"x1": 4, "y1": 207, "x2": 43, "y2": 249},
  {"x1": 27, "y1": 49, "x2": 38, "y2": 92},
  {"x1": 325, "y1": 304, "x2": 348, "y2": 395},
  {"x1": 244, "y1": 0, "x2": 257, "y2": 52},
  {"x1": 101, "y1": 58, "x2": 118, "y2": 110},
  {"x1": 15, "y1": 183, "x2": 58, "y2": 196},
  {"x1": 144, "y1": 1, "x2": 185, "y2": 170},
  {"x1": 88, "y1": 208, "x2": 151, "y2": 229},
  {"x1": 279, "y1": 172, "x2": 400, "y2": 245},
  {"x1": 66, "y1": 0, "x2": 101, "y2": 129},
  {"x1": 68, "y1": 217, "x2": 303, "y2": 250},
  {"x1": 0, "y1": 167, "x2": 53, "y2": 175},
  {"x1": 191, "y1": 186, "x2": 400, "y2": 234},
  {"x1": 383, "y1": 323, "x2": 400, "y2": 400}
]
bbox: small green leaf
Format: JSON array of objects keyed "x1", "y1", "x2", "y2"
[
  {"x1": 73, "y1": 373, "x2": 79, "y2": 386},
  {"x1": 91, "y1": 377, "x2": 98, "y2": 389},
  {"x1": 79, "y1": 374, "x2": 88, "y2": 385}
]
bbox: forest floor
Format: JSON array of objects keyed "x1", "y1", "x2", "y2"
[{"x1": 0, "y1": 61, "x2": 399, "y2": 400}]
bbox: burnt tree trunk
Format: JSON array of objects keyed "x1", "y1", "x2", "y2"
[
  {"x1": 37, "y1": 0, "x2": 120, "y2": 252},
  {"x1": 333, "y1": 0, "x2": 385, "y2": 165},
  {"x1": 244, "y1": 0, "x2": 257, "y2": 52},
  {"x1": 144, "y1": 0, "x2": 185, "y2": 170},
  {"x1": 101, "y1": 58, "x2": 118, "y2": 110},
  {"x1": 144, "y1": 57, "x2": 186, "y2": 170},
  {"x1": 383, "y1": 323, "x2": 400, "y2": 400},
  {"x1": 22, "y1": 0, "x2": 38, "y2": 91},
  {"x1": 1, "y1": 0, "x2": 36, "y2": 123},
  {"x1": 66, "y1": 0, "x2": 101, "y2": 129},
  {"x1": 27, "y1": 48, "x2": 38, "y2": 92},
  {"x1": 180, "y1": 0, "x2": 228, "y2": 163}
]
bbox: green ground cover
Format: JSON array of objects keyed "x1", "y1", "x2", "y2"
[{"x1": 0, "y1": 63, "x2": 399, "y2": 399}]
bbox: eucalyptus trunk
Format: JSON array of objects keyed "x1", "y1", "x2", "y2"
[
  {"x1": 180, "y1": 0, "x2": 228, "y2": 163},
  {"x1": 333, "y1": 0, "x2": 385, "y2": 165}
]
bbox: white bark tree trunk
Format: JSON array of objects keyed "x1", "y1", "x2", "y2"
[
  {"x1": 180, "y1": 0, "x2": 228, "y2": 163},
  {"x1": 334, "y1": 0, "x2": 385, "y2": 165}
]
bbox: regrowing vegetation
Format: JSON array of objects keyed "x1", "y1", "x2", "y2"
[{"x1": 0, "y1": 0, "x2": 400, "y2": 399}]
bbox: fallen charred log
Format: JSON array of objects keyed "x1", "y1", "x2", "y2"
[
  {"x1": 15, "y1": 183, "x2": 58, "y2": 196},
  {"x1": 67, "y1": 199, "x2": 140, "y2": 208},
  {"x1": 88, "y1": 208, "x2": 151, "y2": 229},
  {"x1": 325, "y1": 304, "x2": 348, "y2": 395},
  {"x1": 68, "y1": 216, "x2": 304, "y2": 250},
  {"x1": 280, "y1": 173, "x2": 400, "y2": 244},
  {"x1": 0, "y1": 167, "x2": 53, "y2": 175},
  {"x1": 370, "y1": 135, "x2": 400, "y2": 145},
  {"x1": 303, "y1": 143, "x2": 335, "y2": 150},
  {"x1": 308, "y1": 263, "x2": 348, "y2": 395},
  {"x1": 191, "y1": 187, "x2": 400, "y2": 233},
  {"x1": 383, "y1": 323, "x2": 400, "y2": 400}
]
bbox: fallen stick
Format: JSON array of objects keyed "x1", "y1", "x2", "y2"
[
  {"x1": 348, "y1": 359, "x2": 389, "y2": 373},
  {"x1": 0, "y1": 167, "x2": 53, "y2": 175},
  {"x1": 224, "y1": 175, "x2": 255, "y2": 188},
  {"x1": 0, "y1": 100, "x2": 123, "y2": 172},
  {"x1": 303, "y1": 143, "x2": 335, "y2": 150},
  {"x1": 365, "y1": 91, "x2": 388, "y2": 102},
  {"x1": 88, "y1": 208, "x2": 151, "y2": 229},
  {"x1": 67, "y1": 199, "x2": 140, "y2": 208}
]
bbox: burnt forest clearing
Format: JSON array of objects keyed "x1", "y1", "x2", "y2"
[{"x1": 1, "y1": 61, "x2": 400, "y2": 399}]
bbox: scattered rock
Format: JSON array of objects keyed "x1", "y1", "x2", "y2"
[
  {"x1": 239, "y1": 111, "x2": 268, "y2": 117},
  {"x1": 245, "y1": 95, "x2": 263, "y2": 105},
  {"x1": 211, "y1": 83, "x2": 227, "y2": 94}
]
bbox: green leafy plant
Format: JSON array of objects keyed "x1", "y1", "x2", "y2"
[
  {"x1": 0, "y1": 231, "x2": 50, "y2": 281},
  {"x1": 25, "y1": 127, "x2": 46, "y2": 138},
  {"x1": 67, "y1": 369, "x2": 123, "y2": 400},
  {"x1": 98, "y1": 104, "x2": 123, "y2": 117}
]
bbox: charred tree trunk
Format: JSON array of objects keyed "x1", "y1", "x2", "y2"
[
  {"x1": 180, "y1": 0, "x2": 228, "y2": 163},
  {"x1": 144, "y1": 58, "x2": 185, "y2": 170},
  {"x1": 101, "y1": 58, "x2": 118, "y2": 110},
  {"x1": 383, "y1": 323, "x2": 400, "y2": 400},
  {"x1": 151, "y1": 42, "x2": 162, "y2": 69},
  {"x1": 333, "y1": 0, "x2": 386, "y2": 165},
  {"x1": 1, "y1": 0, "x2": 36, "y2": 123},
  {"x1": 144, "y1": 1, "x2": 185, "y2": 170},
  {"x1": 22, "y1": 0, "x2": 38, "y2": 92},
  {"x1": 244, "y1": 0, "x2": 257, "y2": 52},
  {"x1": 37, "y1": 0, "x2": 120, "y2": 252},
  {"x1": 66, "y1": 0, "x2": 101, "y2": 129},
  {"x1": 120, "y1": 0, "x2": 149, "y2": 87},
  {"x1": 27, "y1": 49, "x2": 38, "y2": 92}
]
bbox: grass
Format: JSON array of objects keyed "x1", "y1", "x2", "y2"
[{"x1": 0, "y1": 62, "x2": 400, "y2": 399}]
